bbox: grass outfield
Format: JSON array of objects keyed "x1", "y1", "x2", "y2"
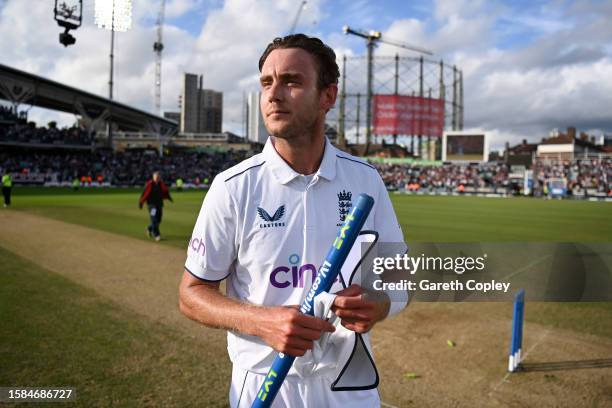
[
  {"x1": 394, "y1": 194, "x2": 612, "y2": 242},
  {"x1": 8, "y1": 186, "x2": 612, "y2": 336},
  {"x1": 10, "y1": 187, "x2": 612, "y2": 248},
  {"x1": 2, "y1": 187, "x2": 611, "y2": 406},
  {"x1": 0, "y1": 245, "x2": 229, "y2": 407},
  {"x1": 12, "y1": 187, "x2": 204, "y2": 249}
]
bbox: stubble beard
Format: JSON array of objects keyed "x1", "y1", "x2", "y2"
[
  {"x1": 269, "y1": 114, "x2": 318, "y2": 142},
  {"x1": 265, "y1": 95, "x2": 322, "y2": 142}
]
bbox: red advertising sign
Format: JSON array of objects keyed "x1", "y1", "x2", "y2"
[{"x1": 373, "y1": 94, "x2": 445, "y2": 137}]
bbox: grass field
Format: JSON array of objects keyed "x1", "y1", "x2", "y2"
[
  {"x1": 1, "y1": 186, "x2": 611, "y2": 407},
  {"x1": 11, "y1": 186, "x2": 612, "y2": 246},
  {"x1": 6, "y1": 187, "x2": 612, "y2": 334},
  {"x1": 0, "y1": 246, "x2": 229, "y2": 407}
]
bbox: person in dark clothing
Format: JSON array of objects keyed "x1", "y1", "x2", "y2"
[{"x1": 139, "y1": 171, "x2": 173, "y2": 241}]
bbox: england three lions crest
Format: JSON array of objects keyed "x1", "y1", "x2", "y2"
[{"x1": 337, "y1": 190, "x2": 352, "y2": 225}]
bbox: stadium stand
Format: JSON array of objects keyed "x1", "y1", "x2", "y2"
[
  {"x1": 0, "y1": 105, "x2": 27, "y2": 123},
  {"x1": 0, "y1": 148, "x2": 251, "y2": 187},
  {"x1": 0, "y1": 123, "x2": 609, "y2": 198},
  {"x1": 0, "y1": 122, "x2": 93, "y2": 146},
  {"x1": 375, "y1": 162, "x2": 510, "y2": 193},
  {"x1": 533, "y1": 158, "x2": 611, "y2": 198}
]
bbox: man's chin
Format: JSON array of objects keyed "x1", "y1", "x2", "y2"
[{"x1": 266, "y1": 124, "x2": 294, "y2": 139}]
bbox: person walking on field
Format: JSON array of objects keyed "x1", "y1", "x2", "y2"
[{"x1": 139, "y1": 171, "x2": 173, "y2": 241}]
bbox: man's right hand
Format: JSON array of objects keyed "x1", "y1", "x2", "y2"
[
  {"x1": 255, "y1": 306, "x2": 335, "y2": 357},
  {"x1": 178, "y1": 272, "x2": 335, "y2": 358}
]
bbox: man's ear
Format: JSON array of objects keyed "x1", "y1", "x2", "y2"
[{"x1": 321, "y1": 84, "x2": 338, "y2": 113}]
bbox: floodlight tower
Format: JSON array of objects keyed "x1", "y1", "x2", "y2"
[
  {"x1": 95, "y1": 0, "x2": 133, "y2": 100},
  {"x1": 342, "y1": 25, "x2": 433, "y2": 153},
  {"x1": 153, "y1": 0, "x2": 166, "y2": 115},
  {"x1": 95, "y1": 0, "x2": 132, "y2": 146}
]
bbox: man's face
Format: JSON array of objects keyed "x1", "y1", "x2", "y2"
[
  {"x1": 259, "y1": 48, "x2": 336, "y2": 140},
  {"x1": 153, "y1": 173, "x2": 160, "y2": 182}
]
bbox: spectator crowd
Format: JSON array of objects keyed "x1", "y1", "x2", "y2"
[
  {"x1": 0, "y1": 122, "x2": 609, "y2": 197},
  {"x1": 0, "y1": 106, "x2": 27, "y2": 123},
  {"x1": 0, "y1": 122, "x2": 94, "y2": 146},
  {"x1": 533, "y1": 158, "x2": 611, "y2": 196},
  {"x1": 373, "y1": 159, "x2": 610, "y2": 197},
  {"x1": 0, "y1": 149, "x2": 252, "y2": 187},
  {"x1": 1, "y1": 148, "x2": 608, "y2": 197},
  {"x1": 373, "y1": 162, "x2": 511, "y2": 193}
]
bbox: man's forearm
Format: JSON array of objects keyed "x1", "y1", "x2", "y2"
[
  {"x1": 178, "y1": 274, "x2": 261, "y2": 337},
  {"x1": 178, "y1": 271, "x2": 336, "y2": 356}
]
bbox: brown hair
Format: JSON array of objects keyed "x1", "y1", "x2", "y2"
[{"x1": 258, "y1": 34, "x2": 340, "y2": 89}]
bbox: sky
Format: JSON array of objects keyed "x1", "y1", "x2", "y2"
[{"x1": 0, "y1": 0, "x2": 611, "y2": 150}]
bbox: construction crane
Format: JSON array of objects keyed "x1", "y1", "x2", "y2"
[
  {"x1": 342, "y1": 25, "x2": 433, "y2": 152},
  {"x1": 289, "y1": 1, "x2": 307, "y2": 34},
  {"x1": 153, "y1": 0, "x2": 166, "y2": 115}
]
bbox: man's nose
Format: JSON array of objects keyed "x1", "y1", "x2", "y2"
[{"x1": 267, "y1": 81, "x2": 283, "y2": 102}]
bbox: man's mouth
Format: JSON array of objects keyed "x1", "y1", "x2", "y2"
[{"x1": 268, "y1": 110, "x2": 290, "y2": 117}]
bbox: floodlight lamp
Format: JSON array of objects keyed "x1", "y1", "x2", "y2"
[{"x1": 95, "y1": 0, "x2": 133, "y2": 32}]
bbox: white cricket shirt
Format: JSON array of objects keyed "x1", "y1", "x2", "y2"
[{"x1": 185, "y1": 136, "x2": 407, "y2": 377}]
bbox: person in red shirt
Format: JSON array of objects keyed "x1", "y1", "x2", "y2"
[{"x1": 139, "y1": 171, "x2": 173, "y2": 241}]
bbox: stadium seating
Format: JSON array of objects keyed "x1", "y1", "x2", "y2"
[{"x1": 0, "y1": 123, "x2": 609, "y2": 196}]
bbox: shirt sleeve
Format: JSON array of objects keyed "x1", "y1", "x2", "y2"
[
  {"x1": 184, "y1": 177, "x2": 238, "y2": 281},
  {"x1": 373, "y1": 176, "x2": 409, "y2": 317}
]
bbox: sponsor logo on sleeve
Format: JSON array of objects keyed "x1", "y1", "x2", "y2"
[{"x1": 189, "y1": 237, "x2": 206, "y2": 256}]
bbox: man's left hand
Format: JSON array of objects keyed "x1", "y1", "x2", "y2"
[{"x1": 331, "y1": 284, "x2": 390, "y2": 333}]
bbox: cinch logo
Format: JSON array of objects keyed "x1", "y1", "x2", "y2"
[
  {"x1": 189, "y1": 237, "x2": 206, "y2": 256},
  {"x1": 270, "y1": 254, "x2": 317, "y2": 288},
  {"x1": 257, "y1": 205, "x2": 286, "y2": 228}
]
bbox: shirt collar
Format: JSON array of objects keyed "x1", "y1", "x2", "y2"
[
  {"x1": 263, "y1": 136, "x2": 338, "y2": 185},
  {"x1": 317, "y1": 137, "x2": 337, "y2": 181}
]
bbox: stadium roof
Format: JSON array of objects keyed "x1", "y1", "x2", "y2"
[{"x1": 0, "y1": 63, "x2": 177, "y2": 133}]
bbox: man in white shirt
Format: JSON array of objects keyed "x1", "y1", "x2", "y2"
[{"x1": 179, "y1": 34, "x2": 407, "y2": 407}]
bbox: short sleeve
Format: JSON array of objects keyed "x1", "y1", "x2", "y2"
[{"x1": 184, "y1": 177, "x2": 238, "y2": 281}]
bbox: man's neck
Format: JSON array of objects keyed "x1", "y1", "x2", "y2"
[{"x1": 272, "y1": 132, "x2": 325, "y2": 175}]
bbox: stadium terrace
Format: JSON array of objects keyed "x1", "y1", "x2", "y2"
[{"x1": 0, "y1": 119, "x2": 610, "y2": 200}]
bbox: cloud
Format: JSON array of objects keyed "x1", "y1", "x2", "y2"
[
  {"x1": 0, "y1": 0, "x2": 610, "y2": 151},
  {"x1": 0, "y1": 0, "x2": 326, "y2": 132},
  {"x1": 182, "y1": 0, "x2": 325, "y2": 129},
  {"x1": 353, "y1": 0, "x2": 612, "y2": 149},
  {"x1": 455, "y1": 5, "x2": 612, "y2": 148},
  {"x1": 0, "y1": 0, "x2": 195, "y2": 121},
  {"x1": 165, "y1": 0, "x2": 205, "y2": 20}
]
